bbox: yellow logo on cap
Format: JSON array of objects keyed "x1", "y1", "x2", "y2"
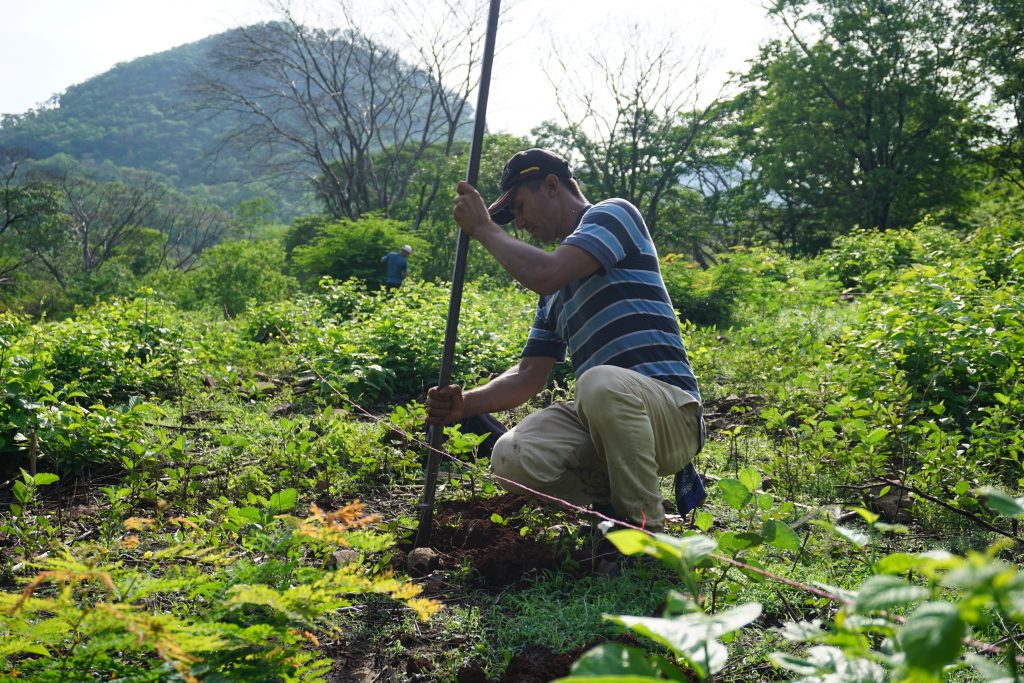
[{"x1": 519, "y1": 166, "x2": 541, "y2": 175}]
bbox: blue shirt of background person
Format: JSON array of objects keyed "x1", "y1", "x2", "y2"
[{"x1": 381, "y1": 245, "x2": 412, "y2": 287}]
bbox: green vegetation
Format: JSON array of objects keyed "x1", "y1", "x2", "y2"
[{"x1": 2, "y1": 209, "x2": 1024, "y2": 680}]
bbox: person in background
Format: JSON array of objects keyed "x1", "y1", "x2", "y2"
[
  {"x1": 426, "y1": 148, "x2": 705, "y2": 531},
  {"x1": 382, "y1": 244, "x2": 412, "y2": 288}
]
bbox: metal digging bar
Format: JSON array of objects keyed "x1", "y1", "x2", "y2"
[{"x1": 414, "y1": 0, "x2": 502, "y2": 549}]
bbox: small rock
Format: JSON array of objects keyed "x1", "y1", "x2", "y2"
[
  {"x1": 422, "y1": 571, "x2": 446, "y2": 594},
  {"x1": 270, "y1": 403, "x2": 294, "y2": 417},
  {"x1": 328, "y1": 549, "x2": 359, "y2": 568},
  {"x1": 407, "y1": 547, "x2": 440, "y2": 575}
]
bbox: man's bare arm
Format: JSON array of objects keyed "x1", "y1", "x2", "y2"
[
  {"x1": 452, "y1": 181, "x2": 599, "y2": 294},
  {"x1": 426, "y1": 356, "x2": 557, "y2": 425}
]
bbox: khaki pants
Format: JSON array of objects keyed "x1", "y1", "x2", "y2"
[{"x1": 490, "y1": 365, "x2": 702, "y2": 530}]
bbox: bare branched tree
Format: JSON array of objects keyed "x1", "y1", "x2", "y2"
[
  {"x1": 0, "y1": 151, "x2": 55, "y2": 287},
  {"x1": 537, "y1": 23, "x2": 726, "y2": 235},
  {"x1": 154, "y1": 200, "x2": 235, "y2": 272},
  {"x1": 193, "y1": 0, "x2": 490, "y2": 222},
  {"x1": 49, "y1": 167, "x2": 165, "y2": 279}
]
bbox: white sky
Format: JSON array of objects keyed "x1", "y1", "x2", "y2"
[{"x1": 1, "y1": 0, "x2": 777, "y2": 136}]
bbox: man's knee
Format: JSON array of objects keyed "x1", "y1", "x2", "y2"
[
  {"x1": 490, "y1": 433, "x2": 517, "y2": 479},
  {"x1": 576, "y1": 365, "x2": 633, "y2": 418}
]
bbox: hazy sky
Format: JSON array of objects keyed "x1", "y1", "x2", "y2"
[{"x1": 2, "y1": 0, "x2": 776, "y2": 136}]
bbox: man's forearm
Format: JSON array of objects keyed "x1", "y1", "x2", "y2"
[
  {"x1": 461, "y1": 360, "x2": 551, "y2": 417},
  {"x1": 462, "y1": 374, "x2": 536, "y2": 416},
  {"x1": 473, "y1": 224, "x2": 559, "y2": 294}
]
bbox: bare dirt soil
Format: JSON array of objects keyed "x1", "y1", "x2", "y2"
[{"x1": 327, "y1": 493, "x2": 622, "y2": 682}]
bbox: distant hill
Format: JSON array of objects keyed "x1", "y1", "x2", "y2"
[
  {"x1": 0, "y1": 25, "x2": 471, "y2": 219},
  {"x1": 0, "y1": 30, "x2": 298, "y2": 210}
]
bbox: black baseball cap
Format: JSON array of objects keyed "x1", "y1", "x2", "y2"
[{"x1": 487, "y1": 148, "x2": 573, "y2": 225}]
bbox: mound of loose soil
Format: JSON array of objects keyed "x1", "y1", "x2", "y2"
[
  {"x1": 400, "y1": 493, "x2": 613, "y2": 588},
  {"x1": 431, "y1": 494, "x2": 558, "y2": 586}
]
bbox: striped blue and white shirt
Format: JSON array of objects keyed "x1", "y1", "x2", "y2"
[{"x1": 521, "y1": 198, "x2": 700, "y2": 400}]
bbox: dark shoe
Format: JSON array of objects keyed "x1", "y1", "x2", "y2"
[
  {"x1": 457, "y1": 413, "x2": 507, "y2": 459},
  {"x1": 674, "y1": 462, "x2": 706, "y2": 515}
]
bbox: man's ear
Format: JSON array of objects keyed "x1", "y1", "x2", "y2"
[{"x1": 543, "y1": 173, "x2": 560, "y2": 195}]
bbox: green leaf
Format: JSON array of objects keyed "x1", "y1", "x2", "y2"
[
  {"x1": 769, "y1": 652, "x2": 818, "y2": 675},
  {"x1": 873, "y1": 553, "x2": 920, "y2": 574},
  {"x1": 738, "y1": 466, "x2": 762, "y2": 493},
  {"x1": 717, "y1": 531, "x2": 762, "y2": 553},
  {"x1": 737, "y1": 557, "x2": 768, "y2": 583},
  {"x1": 853, "y1": 575, "x2": 929, "y2": 613},
  {"x1": 12, "y1": 480, "x2": 29, "y2": 504},
  {"x1": 566, "y1": 643, "x2": 665, "y2": 678},
  {"x1": 229, "y1": 506, "x2": 263, "y2": 524},
  {"x1": 33, "y1": 472, "x2": 59, "y2": 486},
  {"x1": 898, "y1": 602, "x2": 965, "y2": 672},
  {"x1": 607, "y1": 530, "x2": 717, "y2": 569},
  {"x1": 763, "y1": 520, "x2": 801, "y2": 551},
  {"x1": 606, "y1": 603, "x2": 760, "y2": 678},
  {"x1": 864, "y1": 427, "x2": 888, "y2": 445},
  {"x1": 953, "y1": 481, "x2": 970, "y2": 495},
  {"x1": 977, "y1": 487, "x2": 1024, "y2": 518},
  {"x1": 694, "y1": 511, "x2": 714, "y2": 532},
  {"x1": 718, "y1": 479, "x2": 752, "y2": 510},
  {"x1": 851, "y1": 507, "x2": 880, "y2": 525},
  {"x1": 832, "y1": 524, "x2": 868, "y2": 547},
  {"x1": 269, "y1": 488, "x2": 299, "y2": 513},
  {"x1": 772, "y1": 645, "x2": 885, "y2": 680}
]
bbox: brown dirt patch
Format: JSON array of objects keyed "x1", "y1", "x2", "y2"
[
  {"x1": 399, "y1": 493, "x2": 613, "y2": 588},
  {"x1": 495, "y1": 644, "x2": 581, "y2": 682}
]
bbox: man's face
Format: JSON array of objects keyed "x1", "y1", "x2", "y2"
[{"x1": 509, "y1": 179, "x2": 560, "y2": 243}]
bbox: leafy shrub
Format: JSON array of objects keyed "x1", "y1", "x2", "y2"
[
  {"x1": 662, "y1": 247, "x2": 808, "y2": 327},
  {"x1": 318, "y1": 276, "x2": 377, "y2": 319},
  {"x1": 20, "y1": 296, "x2": 191, "y2": 401},
  {"x1": 180, "y1": 239, "x2": 297, "y2": 316},
  {"x1": 295, "y1": 280, "x2": 534, "y2": 404},
  {"x1": 962, "y1": 219, "x2": 1024, "y2": 285},
  {"x1": 290, "y1": 214, "x2": 422, "y2": 287},
  {"x1": 560, "y1": 499, "x2": 1024, "y2": 683},
  {"x1": 0, "y1": 502, "x2": 439, "y2": 681},
  {"x1": 816, "y1": 222, "x2": 964, "y2": 292},
  {"x1": 245, "y1": 295, "x2": 325, "y2": 343}
]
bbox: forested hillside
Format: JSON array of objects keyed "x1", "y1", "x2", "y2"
[
  {"x1": 0, "y1": 21, "x2": 473, "y2": 218},
  {"x1": 0, "y1": 30, "x2": 297, "y2": 213}
]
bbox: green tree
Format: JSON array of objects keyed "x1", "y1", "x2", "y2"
[
  {"x1": 290, "y1": 214, "x2": 418, "y2": 288},
  {"x1": 393, "y1": 133, "x2": 529, "y2": 284},
  {"x1": 736, "y1": 0, "x2": 978, "y2": 253},
  {"x1": 0, "y1": 153, "x2": 68, "y2": 292},
  {"x1": 963, "y1": 0, "x2": 1024, "y2": 189},
  {"x1": 185, "y1": 239, "x2": 296, "y2": 316}
]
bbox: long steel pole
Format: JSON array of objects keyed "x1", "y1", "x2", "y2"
[{"x1": 414, "y1": 0, "x2": 501, "y2": 549}]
